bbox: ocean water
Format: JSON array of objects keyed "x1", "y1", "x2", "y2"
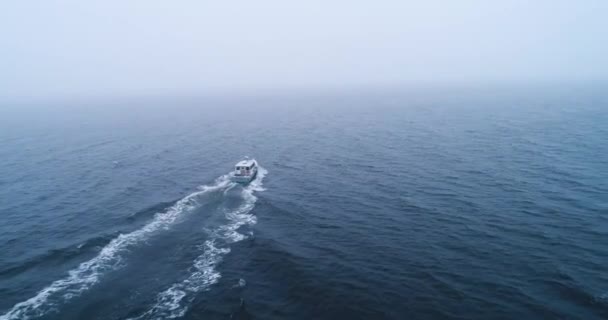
[{"x1": 0, "y1": 86, "x2": 607, "y2": 320}]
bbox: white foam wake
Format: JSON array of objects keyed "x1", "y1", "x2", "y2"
[
  {"x1": 130, "y1": 167, "x2": 267, "y2": 320},
  {"x1": 0, "y1": 175, "x2": 233, "y2": 320}
]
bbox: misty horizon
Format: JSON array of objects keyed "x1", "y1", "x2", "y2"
[{"x1": 2, "y1": 0, "x2": 607, "y2": 103}]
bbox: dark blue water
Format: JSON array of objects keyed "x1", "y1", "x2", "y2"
[{"x1": 1, "y1": 87, "x2": 607, "y2": 320}]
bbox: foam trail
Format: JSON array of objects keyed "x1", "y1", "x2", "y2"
[
  {"x1": 131, "y1": 167, "x2": 267, "y2": 320},
  {"x1": 0, "y1": 175, "x2": 233, "y2": 320},
  {"x1": 232, "y1": 278, "x2": 247, "y2": 288}
]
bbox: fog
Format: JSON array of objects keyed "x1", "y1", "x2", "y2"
[{"x1": 1, "y1": 0, "x2": 607, "y2": 101}]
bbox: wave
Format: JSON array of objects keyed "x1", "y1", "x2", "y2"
[
  {"x1": 0, "y1": 234, "x2": 114, "y2": 279},
  {"x1": 130, "y1": 167, "x2": 267, "y2": 320},
  {"x1": 0, "y1": 174, "x2": 234, "y2": 320},
  {"x1": 125, "y1": 200, "x2": 178, "y2": 223}
]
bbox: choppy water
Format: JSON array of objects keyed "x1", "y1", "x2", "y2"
[{"x1": 1, "y1": 87, "x2": 607, "y2": 319}]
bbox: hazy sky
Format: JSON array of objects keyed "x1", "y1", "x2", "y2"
[{"x1": 1, "y1": 0, "x2": 607, "y2": 101}]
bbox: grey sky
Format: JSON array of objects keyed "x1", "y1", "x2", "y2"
[{"x1": 1, "y1": 0, "x2": 607, "y2": 101}]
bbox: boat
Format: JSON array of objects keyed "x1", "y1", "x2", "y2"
[{"x1": 231, "y1": 158, "x2": 258, "y2": 183}]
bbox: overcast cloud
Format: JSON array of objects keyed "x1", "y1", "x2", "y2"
[{"x1": 1, "y1": 0, "x2": 607, "y2": 101}]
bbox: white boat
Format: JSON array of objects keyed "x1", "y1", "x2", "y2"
[{"x1": 231, "y1": 158, "x2": 258, "y2": 183}]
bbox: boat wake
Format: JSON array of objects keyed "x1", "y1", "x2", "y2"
[
  {"x1": 0, "y1": 174, "x2": 236, "y2": 320},
  {"x1": 129, "y1": 167, "x2": 267, "y2": 320}
]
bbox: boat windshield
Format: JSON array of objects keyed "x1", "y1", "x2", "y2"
[
  {"x1": 235, "y1": 161, "x2": 256, "y2": 175},
  {"x1": 235, "y1": 166, "x2": 252, "y2": 174}
]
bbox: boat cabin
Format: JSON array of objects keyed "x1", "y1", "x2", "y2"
[{"x1": 235, "y1": 159, "x2": 256, "y2": 176}]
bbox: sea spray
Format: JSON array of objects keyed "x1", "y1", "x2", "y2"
[{"x1": 0, "y1": 175, "x2": 234, "y2": 320}]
